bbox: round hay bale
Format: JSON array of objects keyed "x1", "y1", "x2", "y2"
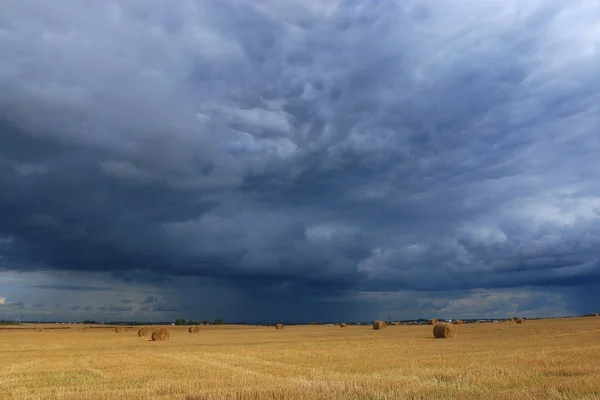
[
  {"x1": 433, "y1": 323, "x2": 456, "y2": 339},
  {"x1": 391, "y1": 322, "x2": 400, "y2": 326},
  {"x1": 516, "y1": 318, "x2": 524, "y2": 324},
  {"x1": 137, "y1": 327, "x2": 152, "y2": 337},
  {"x1": 372, "y1": 320, "x2": 387, "y2": 330},
  {"x1": 188, "y1": 326, "x2": 201, "y2": 333},
  {"x1": 275, "y1": 323, "x2": 284, "y2": 330},
  {"x1": 151, "y1": 328, "x2": 170, "y2": 341},
  {"x1": 114, "y1": 327, "x2": 123, "y2": 333},
  {"x1": 453, "y1": 320, "x2": 463, "y2": 325},
  {"x1": 427, "y1": 319, "x2": 438, "y2": 326},
  {"x1": 339, "y1": 323, "x2": 348, "y2": 328}
]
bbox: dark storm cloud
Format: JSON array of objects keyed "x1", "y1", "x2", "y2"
[
  {"x1": 2, "y1": 0, "x2": 600, "y2": 317},
  {"x1": 151, "y1": 303, "x2": 179, "y2": 313}
]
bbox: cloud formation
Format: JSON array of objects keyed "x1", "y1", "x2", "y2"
[{"x1": 1, "y1": 0, "x2": 600, "y2": 320}]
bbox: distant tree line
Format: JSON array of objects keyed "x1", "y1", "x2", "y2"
[{"x1": 174, "y1": 318, "x2": 223, "y2": 325}]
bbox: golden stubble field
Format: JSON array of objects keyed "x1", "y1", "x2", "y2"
[{"x1": 1, "y1": 318, "x2": 599, "y2": 400}]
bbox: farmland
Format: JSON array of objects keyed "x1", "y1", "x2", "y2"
[{"x1": 1, "y1": 318, "x2": 599, "y2": 399}]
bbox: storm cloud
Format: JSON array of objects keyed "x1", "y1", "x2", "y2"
[{"x1": 1, "y1": 0, "x2": 600, "y2": 321}]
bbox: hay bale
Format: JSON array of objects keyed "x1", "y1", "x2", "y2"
[
  {"x1": 151, "y1": 328, "x2": 170, "y2": 341},
  {"x1": 391, "y1": 322, "x2": 400, "y2": 326},
  {"x1": 453, "y1": 320, "x2": 463, "y2": 325},
  {"x1": 427, "y1": 319, "x2": 438, "y2": 326},
  {"x1": 138, "y1": 327, "x2": 152, "y2": 337},
  {"x1": 114, "y1": 327, "x2": 123, "y2": 333},
  {"x1": 433, "y1": 323, "x2": 456, "y2": 339},
  {"x1": 516, "y1": 318, "x2": 524, "y2": 324},
  {"x1": 188, "y1": 326, "x2": 201, "y2": 333},
  {"x1": 372, "y1": 320, "x2": 387, "y2": 330},
  {"x1": 339, "y1": 323, "x2": 348, "y2": 328},
  {"x1": 275, "y1": 323, "x2": 284, "y2": 330}
]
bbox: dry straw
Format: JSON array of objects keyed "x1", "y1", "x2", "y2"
[
  {"x1": 34, "y1": 328, "x2": 43, "y2": 332},
  {"x1": 372, "y1": 320, "x2": 387, "y2": 330},
  {"x1": 275, "y1": 323, "x2": 284, "y2": 330},
  {"x1": 114, "y1": 327, "x2": 123, "y2": 333},
  {"x1": 433, "y1": 323, "x2": 456, "y2": 339},
  {"x1": 427, "y1": 319, "x2": 438, "y2": 325},
  {"x1": 391, "y1": 322, "x2": 400, "y2": 326},
  {"x1": 138, "y1": 327, "x2": 152, "y2": 337},
  {"x1": 339, "y1": 323, "x2": 348, "y2": 328},
  {"x1": 453, "y1": 320, "x2": 463, "y2": 325},
  {"x1": 516, "y1": 318, "x2": 524, "y2": 324},
  {"x1": 151, "y1": 328, "x2": 170, "y2": 341},
  {"x1": 188, "y1": 326, "x2": 201, "y2": 333}
]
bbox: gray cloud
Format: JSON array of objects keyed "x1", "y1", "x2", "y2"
[
  {"x1": 96, "y1": 305, "x2": 134, "y2": 313},
  {"x1": 29, "y1": 285, "x2": 115, "y2": 291},
  {"x1": 141, "y1": 296, "x2": 159, "y2": 304},
  {"x1": 1, "y1": 0, "x2": 600, "y2": 320}
]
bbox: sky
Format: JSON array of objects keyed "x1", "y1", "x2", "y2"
[{"x1": 1, "y1": 0, "x2": 599, "y2": 323}]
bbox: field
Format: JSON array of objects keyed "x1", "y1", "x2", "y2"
[{"x1": 1, "y1": 318, "x2": 599, "y2": 399}]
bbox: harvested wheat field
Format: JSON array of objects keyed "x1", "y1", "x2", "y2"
[{"x1": 1, "y1": 318, "x2": 600, "y2": 400}]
